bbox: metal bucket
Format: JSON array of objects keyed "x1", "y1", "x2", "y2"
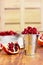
[{"x1": 24, "y1": 34, "x2": 38, "y2": 56}]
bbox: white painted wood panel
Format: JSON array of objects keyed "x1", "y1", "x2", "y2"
[
  {"x1": 41, "y1": 0, "x2": 43, "y2": 31},
  {"x1": 5, "y1": 24, "x2": 20, "y2": 32},
  {"x1": 5, "y1": 9, "x2": 20, "y2": 23},
  {"x1": 25, "y1": 9, "x2": 41, "y2": 22},
  {"x1": 0, "y1": 0, "x2": 41, "y2": 32}
]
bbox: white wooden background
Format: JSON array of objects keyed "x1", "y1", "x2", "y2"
[{"x1": 0, "y1": 0, "x2": 43, "y2": 33}]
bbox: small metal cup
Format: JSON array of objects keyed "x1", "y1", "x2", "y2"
[{"x1": 24, "y1": 34, "x2": 38, "y2": 56}]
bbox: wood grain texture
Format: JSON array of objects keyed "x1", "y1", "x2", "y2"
[{"x1": 0, "y1": 48, "x2": 43, "y2": 65}]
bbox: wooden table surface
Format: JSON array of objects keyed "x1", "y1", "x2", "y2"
[{"x1": 0, "y1": 47, "x2": 43, "y2": 65}]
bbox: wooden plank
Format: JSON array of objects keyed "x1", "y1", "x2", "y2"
[
  {"x1": 5, "y1": 22, "x2": 20, "y2": 24},
  {"x1": 5, "y1": 8, "x2": 20, "y2": 10},
  {"x1": 0, "y1": 48, "x2": 43, "y2": 65},
  {"x1": 25, "y1": 22, "x2": 40, "y2": 24}
]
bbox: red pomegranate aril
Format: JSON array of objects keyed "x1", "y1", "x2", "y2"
[
  {"x1": 32, "y1": 27, "x2": 37, "y2": 34},
  {"x1": 0, "y1": 43, "x2": 2, "y2": 47},
  {"x1": 21, "y1": 26, "x2": 38, "y2": 34},
  {"x1": 8, "y1": 42, "x2": 20, "y2": 52},
  {"x1": 24, "y1": 31, "x2": 27, "y2": 34},
  {"x1": 40, "y1": 37, "x2": 42, "y2": 39},
  {"x1": 24, "y1": 29, "x2": 28, "y2": 34},
  {"x1": 21, "y1": 31, "x2": 25, "y2": 34},
  {"x1": 13, "y1": 32, "x2": 17, "y2": 35},
  {"x1": 9, "y1": 31, "x2": 14, "y2": 35},
  {"x1": 8, "y1": 48, "x2": 14, "y2": 52},
  {"x1": 28, "y1": 29, "x2": 33, "y2": 34},
  {"x1": 22, "y1": 28, "x2": 28, "y2": 34},
  {"x1": 15, "y1": 46, "x2": 18, "y2": 51},
  {"x1": 0, "y1": 31, "x2": 18, "y2": 36},
  {"x1": 5, "y1": 31, "x2": 10, "y2": 35},
  {"x1": 9, "y1": 31, "x2": 17, "y2": 35},
  {"x1": 8, "y1": 42, "x2": 14, "y2": 52},
  {"x1": 40, "y1": 36, "x2": 43, "y2": 40},
  {"x1": 14, "y1": 43, "x2": 20, "y2": 51},
  {"x1": 2, "y1": 42, "x2": 20, "y2": 54},
  {"x1": 0, "y1": 32, "x2": 6, "y2": 36},
  {"x1": 27, "y1": 26, "x2": 32, "y2": 30}
]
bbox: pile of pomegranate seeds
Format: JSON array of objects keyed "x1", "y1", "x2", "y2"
[
  {"x1": 8, "y1": 42, "x2": 14, "y2": 52},
  {"x1": 8, "y1": 42, "x2": 20, "y2": 52},
  {"x1": 14, "y1": 43, "x2": 20, "y2": 51},
  {"x1": 22, "y1": 26, "x2": 39, "y2": 34},
  {"x1": 0, "y1": 31, "x2": 18, "y2": 36}
]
